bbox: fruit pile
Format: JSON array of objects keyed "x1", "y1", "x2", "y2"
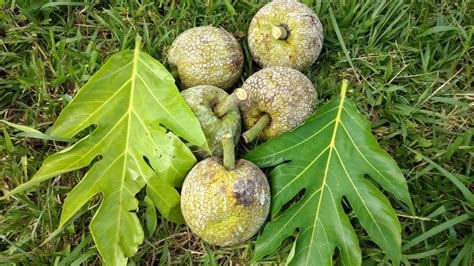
[{"x1": 171, "y1": 0, "x2": 324, "y2": 246}]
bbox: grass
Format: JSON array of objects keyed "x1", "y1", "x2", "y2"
[{"x1": 1, "y1": 0, "x2": 473, "y2": 264}]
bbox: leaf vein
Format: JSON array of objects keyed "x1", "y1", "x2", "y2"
[
  {"x1": 333, "y1": 147, "x2": 390, "y2": 248},
  {"x1": 339, "y1": 122, "x2": 399, "y2": 194},
  {"x1": 136, "y1": 74, "x2": 188, "y2": 135},
  {"x1": 63, "y1": 79, "x2": 132, "y2": 135},
  {"x1": 250, "y1": 116, "x2": 337, "y2": 161},
  {"x1": 273, "y1": 145, "x2": 330, "y2": 199}
]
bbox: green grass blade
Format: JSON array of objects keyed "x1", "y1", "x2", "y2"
[{"x1": 402, "y1": 214, "x2": 471, "y2": 251}]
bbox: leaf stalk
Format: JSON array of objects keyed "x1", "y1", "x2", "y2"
[
  {"x1": 135, "y1": 35, "x2": 142, "y2": 52},
  {"x1": 340, "y1": 79, "x2": 348, "y2": 97}
]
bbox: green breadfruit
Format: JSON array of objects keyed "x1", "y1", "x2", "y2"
[
  {"x1": 248, "y1": 0, "x2": 324, "y2": 71},
  {"x1": 168, "y1": 26, "x2": 244, "y2": 90}
]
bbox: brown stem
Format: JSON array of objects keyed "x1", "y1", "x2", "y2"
[
  {"x1": 242, "y1": 113, "x2": 271, "y2": 143},
  {"x1": 272, "y1": 25, "x2": 288, "y2": 40},
  {"x1": 214, "y1": 88, "x2": 247, "y2": 117},
  {"x1": 221, "y1": 134, "x2": 235, "y2": 170}
]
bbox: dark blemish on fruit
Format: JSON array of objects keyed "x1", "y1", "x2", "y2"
[
  {"x1": 232, "y1": 179, "x2": 255, "y2": 207},
  {"x1": 233, "y1": 55, "x2": 243, "y2": 68},
  {"x1": 210, "y1": 98, "x2": 220, "y2": 109}
]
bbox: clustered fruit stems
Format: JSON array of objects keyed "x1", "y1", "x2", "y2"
[
  {"x1": 214, "y1": 88, "x2": 248, "y2": 117},
  {"x1": 242, "y1": 113, "x2": 271, "y2": 143},
  {"x1": 221, "y1": 134, "x2": 235, "y2": 170}
]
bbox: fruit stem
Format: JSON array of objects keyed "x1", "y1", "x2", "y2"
[
  {"x1": 272, "y1": 25, "x2": 288, "y2": 40},
  {"x1": 214, "y1": 88, "x2": 247, "y2": 117},
  {"x1": 222, "y1": 134, "x2": 235, "y2": 170},
  {"x1": 242, "y1": 113, "x2": 270, "y2": 143}
]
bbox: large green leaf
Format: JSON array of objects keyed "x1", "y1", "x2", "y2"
[
  {"x1": 1, "y1": 38, "x2": 208, "y2": 265},
  {"x1": 245, "y1": 81, "x2": 413, "y2": 265}
]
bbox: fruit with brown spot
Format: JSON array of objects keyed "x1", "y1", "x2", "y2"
[{"x1": 180, "y1": 136, "x2": 270, "y2": 246}]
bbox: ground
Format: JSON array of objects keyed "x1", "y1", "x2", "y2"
[{"x1": 0, "y1": 0, "x2": 473, "y2": 265}]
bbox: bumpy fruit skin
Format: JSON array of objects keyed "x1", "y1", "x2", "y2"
[
  {"x1": 168, "y1": 26, "x2": 244, "y2": 90},
  {"x1": 181, "y1": 85, "x2": 241, "y2": 158},
  {"x1": 240, "y1": 67, "x2": 316, "y2": 140},
  {"x1": 248, "y1": 0, "x2": 324, "y2": 71},
  {"x1": 181, "y1": 157, "x2": 270, "y2": 246}
]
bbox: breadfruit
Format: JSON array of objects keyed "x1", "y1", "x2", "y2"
[
  {"x1": 240, "y1": 67, "x2": 316, "y2": 142},
  {"x1": 168, "y1": 26, "x2": 244, "y2": 90},
  {"x1": 180, "y1": 157, "x2": 270, "y2": 246},
  {"x1": 248, "y1": 0, "x2": 324, "y2": 71},
  {"x1": 181, "y1": 85, "x2": 246, "y2": 158}
]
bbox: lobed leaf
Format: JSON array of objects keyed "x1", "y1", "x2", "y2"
[
  {"x1": 1, "y1": 38, "x2": 208, "y2": 265},
  {"x1": 245, "y1": 81, "x2": 413, "y2": 265}
]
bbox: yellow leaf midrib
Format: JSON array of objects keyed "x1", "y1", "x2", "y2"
[
  {"x1": 112, "y1": 42, "x2": 140, "y2": 258},
  {"x1": 305, "y1": 84, "x2": 347, "y2": 265}
]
